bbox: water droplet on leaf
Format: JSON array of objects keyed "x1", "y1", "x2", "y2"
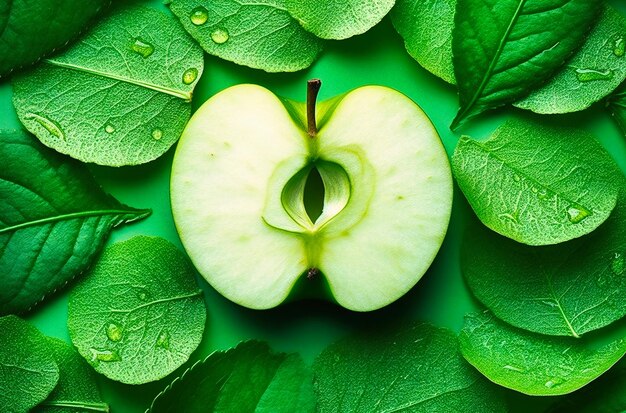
[
  {"x1": 105, "y1": 124, "x2": 115, "y2": 134},
  {"x1": 137, "y1": 288, "x2": 149, "y2": 301},
  {"x1": 566, "y1": 205, "x2": 590, "y2": 223},
  {"x1": 131, "y1": 38, "x2": 154, "y2": 58},
  {"x1": 152, "y1": 129, "x2": 163, "y2": 140},
  {"x1": 575, "y1": 68, "x2": 614, "y2": 82},
  {"x1": 24, "y1": 113, "x2": 65, "y2": 140},
  {"x1": 211, "y1": 28, "x2": 229, "y2": 44},
  {"x1": 614, "y1": 36, "x2": 625, "y2": 57},
  {"x1": 106, "y1": 322, "x2": 123, "y2": 342},
  {"x1": 513, "y1": 174, "x2": 521, "y2": 182},
  {"x1": 182, "y1": 68, "x2": 198, "y2": 85},
  {"x1": 537, "y1": 188, "x2": 548, "y2": 200},
  {"x1": 89, "y1": 348, "x2": 121, "y2": 363},
  {"x1": 502, "y1": 365, "x2": 524, "y2": 372},
  {"x1": 190, "y1": 6, "x2": 208, "y2": 25},
  {"x1": 611, "y1": 252, "x2": 625, "y2": 276},
  {"x1": 156, "y1": 330, "x2": 170, "y2": 349}
]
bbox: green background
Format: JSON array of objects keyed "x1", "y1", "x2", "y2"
[{"x1": 1, "y1": 1, "x2": 626, "y2": 411}]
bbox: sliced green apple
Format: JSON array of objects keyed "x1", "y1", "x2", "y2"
[{"x1": 171, "y1": 81, "x2": 453, "y2": 311}]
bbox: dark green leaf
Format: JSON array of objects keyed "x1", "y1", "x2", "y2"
[
  {"x1": 0, "y1": 0, "x2": 110, "y2": 78},
  {"x1": 0, "y1": 130, "x2": 149, "y2": 315},
  {"x1": 607, "y1": 81, "x2": 626, "y2": 136},
  {"x1": 12, "y1": 6, "x2": 204, "y2": 166},
  {"x1": 285, "y1": 0, "x2": 395, "y2": 40},
  {"x1": 169, "y1": 0, "x2": 323, "y2": 72},
  {"x1": 515, "y1": 4, "x2": 626, "y2": 114},
  {"x1": 313, "y1": 322, "x2": 506, "y2": 412},
  {"x1": 68, "y1": 236, "x2": 206, "y2": 385},
  {"x1": 451, "y1": 0, "x2": 601, "y2": 128},
  {"x1": 391, "y1": 0, "x2": 456, "y2": 84},
  {"x1": 0, "y1": 315, "x2": 59, "y2": 413},
  {"x1": 149, "y1": 341, "x2": 316, "y2": 413},
  {"x1": 460, "y1": 311, "x2": 626, "y2": 396},
  {"x1": 35, "y1": 338, "x2": 108, "y2": 413},
  {"x1": 452, "y1": 118, "x2": 619, "y2": 246}
]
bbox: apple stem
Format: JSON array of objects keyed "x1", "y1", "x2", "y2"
[
  {"x1": 307, "y1": 79, "x2": 321, "y2": 137},
  {"x1": 307, "y1": 268, "x2": 319, "y2": 280}
]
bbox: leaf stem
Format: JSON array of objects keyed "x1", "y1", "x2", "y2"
[{"x1": 307, "y1": 79, "x2": 322, "y2": 137}]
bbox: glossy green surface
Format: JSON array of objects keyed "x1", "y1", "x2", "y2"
[{"x1": 1, "y1": 1, "x2": 625, "y2": 411}]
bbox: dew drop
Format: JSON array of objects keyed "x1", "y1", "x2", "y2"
[
  {"x1": 106, "y1": 322, "x2": 123, "y2": 342},
  {"x1": 513, "y1": 174, "x2": 521, "y2": 182},
  {"x1": 137, "y1": 288, "x2": 150, "y2": 301},
  {"x1": 156, "y1": 330, "x2": 170, "y2": 350},
  {"x1": 24, "y1": 113, "x2": 65, "y2": 140},
  {"x1": 566, "y1": 205, "x2": 591, "y2": 223},
  {"x1": 502, "y1": 365, "x2": 524, "y2": 372},
  {"x1": 531, "y1": 186, "x2": 538, "y2": 193},
  {"x1": 611, "y1": 252, "x2": 625, "y2": 276},
  {"x1": 544, "y1": 380, "x2": 556, "y2": 389},
  {"x1": 152, "y1": 128, "x2": 163, "y2": 140},
  {"x1": 182, "y1": 67, "x2": 198, "y2": 85},
  {"x1": 104, "y1": 124, "x2": 115, "y2": 134},
  {"x1": 211, "y1": 28, "x2": 229, "y2": 44},
  {"x1": 614, "y1": 36, "x2": 625, "y2": 57},
  {"x1": 190, "y1": 6, "x2": 208, "y2": 26},
  {"x1": 544, "y1": 377, "x2": 564, "y2": 389},
  {"x1": 89, "y1": 348, "x2": 121, "y2": 363},
  {"x1": 131, "y1": 38, "x2": 154, "y2": 58},
  {"x1": 575, "y1": 68, "x2": 614, "y2": 82},
  {"x1": 537, "y1": 188, "x2": 548, "y2": 200}
]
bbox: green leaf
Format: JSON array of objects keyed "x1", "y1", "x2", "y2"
[
  {"x1": 514, "y1": 4, "x2": 626, "y2": 114},
  {"x1": 285, "y1": 0, "x2": 395, "y2": 40},
  {"x1": 12, "y1": 5, "x2": 204, "y2": 166},
  {"x1": 0, "y1": 315, "x2": 59, "y2": 413},
  {"x1": 391, "y1": 0, "x2": 457, "y2": 84},
  {"x1": 462, "y1": 190, "x2": 626, "y2": 338},
  {"x1": 451, "y1": 0, "x2": 601, "y2": 128},
  {"x1": 35, "y1": 338, "x2": 108, "y2": 413},
  {"x1": 313, "y1": 322, "x2": 506, "y2": 413},
  {"x1": 0, "y1": 130, "x2": 150, "y2": 316},
  {"x1": 459, "y1": 311, "x2": 626, "y2": 396},
  {"x1": 607, "y1": 81, "x2": 626, "y2": 136},
  {"x1": 452, "y1": 118, "x2": 619, "y2": 246},
  {"x1": 0, "y1": 0, "x2": 110, "y2": 78},
  {"x1": 149, "y1": 341, "x2": 316, "y2": 413},
  {"x1": 68, "y1": 236, "x2": 206, "y2": 385},
  {"x1": 168, "y1": 0, "x2": 323, "y2": 72}
]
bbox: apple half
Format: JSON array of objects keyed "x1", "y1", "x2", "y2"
[{"x1": 171, "y1": 81, "x2": 453, "y2": 311}]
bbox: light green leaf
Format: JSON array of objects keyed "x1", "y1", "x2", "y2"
[
  {"x1": 0, "y1": 315, "x2": 59, "y2": 413},
  {"x1": 452, "y1": 118, "x2": 619, "y2": 246},
  {"x1": 0, "y1": 130, "x2": 150, "y2": 316},
  {"x1": 285, "y1": 0, "x2": 395, "y2": 40},
  {"x1": 391, "y1": 0, "x2": 456, "y2": 84},
  {"x1": 149, "y1": 341, "x2": 316, "y2": 413},
  {"x1": 461, "y1": 190, "x2": 626, "y2": 338},
  {"x1": 12, "y1": 6, "x2": 204, "y2": 166},
  {"x1": 35, "y1": 338, "x2": 108, "y2": 413},
  {"x1": 168, "y1": 0, "x2": 323, "y2": 72},
  {"x1": 0, "y1": 0, "x2": 110, "y2": 78},
  {"x1": 313, "y1": 322, "x2": 506, "y2": 413},
  {"x1": 607, "y1": 80, "x2": 626, "y2": 136},
  {"x1": 460, "y1": 311, "x2": 626, "y2": 396},
  {"x1": 451, "y1": 0, "x2": 601, "y2": 128},
  {"x1": 514, "y1": 4, "x2": 626, "y2": 114},
  {"x1": 68, "y1": 236, "x2": 206, "y2": 385}
]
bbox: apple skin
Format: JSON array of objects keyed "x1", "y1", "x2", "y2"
[{"x1": 170, "y1": 83, "x2": 453, "y2": 311}]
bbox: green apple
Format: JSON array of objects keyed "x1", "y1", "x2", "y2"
[{"x1": 170, "y1": 80, "x2": 453, "y2": 311}]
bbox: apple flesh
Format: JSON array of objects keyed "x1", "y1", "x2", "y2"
[{"x1": 170, "y1": 81, "x2": 453, "y2": 311}]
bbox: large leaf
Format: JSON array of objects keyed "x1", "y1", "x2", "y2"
[
  {"x1": 285, "y1": 0, "x2": 395, "y2": 40},
  {"x1": 451, "y1": 0, "x2": 601, "y2": 128},
  {"x1": 0, "y1": 316, "x2": 59, "y2": 413},
  {"x1": 35, "y1": 338, "x2": 108, "y2": 413},
  {"x1": 0, "y1": 0, "x2": 109, "y2": 78},
  {"x1": 452, "y1": 118, "x2": 619, "y2": 246},
  {"x1": 313, "y1": 322, "x2": 506, "y2": 413},
  {"x1": 460, "y1": 311, "x2": 626, "y2": 396},
  {"x1": 391, "y1": 0, "x2": 457, "y2": 84},
  {"x1": 0, "y1": 130, "x2": 149, "y2": 315},
  {"x1": 168, "y1": 0, "x2": 323, "y2": 72},
  {"x1": 149, "y1": 341, "x2": 316, "y2": 413},
  {"x1": 12, "y1": 6, "x2": 204, "y2": 166},
  {"x1": 515, "y1": 4, "x2": 626, "y2": 114},
  {"x1": 68, "y1": 236, "x2": 206, "y2": 385},
  {"x1": 607, "y1": 80, "x2": 626, "y2": 136},
  {"x1": 462, "y1": 191, "x2": 626, "y2": 338}
]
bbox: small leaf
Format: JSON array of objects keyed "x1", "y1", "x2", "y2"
[
  {"x1": 462, "y1": 189, "x2": 626, "y2": 338},
  {"x1": 12, "y1": 6, "x2": 204, "y2": 166},
  {"x1": 451, "y1": 0, "x2": 602, "y2": 128},
  {"x1": 149, "y1": 341, "x2": 316, "y2": 413},
  {"x1": 514, "y1": 4, "x2": 626, "y2": 114},
  {"x1": 35, "y1": 338, "x2": 108, "y2": 413},
  {"x1": 452, "y1": 118, "x2": 619, "y2": 246},
  {"x1": 285, "y1": 0, "x2": 395, "y2": 40},
  {"x1": 168, "y1": 0, "x2": 323, "y2": 72},
  {"x1": 460, "y1": 311, "x2": 626, "y2": 396},
  {"x1": 0, "y1": 0, "x2": 110, "y2": 77},
  {"x1": 313, "y1": 322, "x2": 506, "y2": 413},
  {"x1": 0, "y1": 315, "x2": 59, "y2": 413},
  {"x1": 0, "y1": 130, "x2": 150, "y2": 315},
  {"x1": 391, "y1": 0, "x2": 457, "y2": 84},
  {"x1": 607, "y1": 80, "x2": 626, "y2": 136},
  {"x1": 68, "y1": 236, "x2": 206, "y2": 385}
]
